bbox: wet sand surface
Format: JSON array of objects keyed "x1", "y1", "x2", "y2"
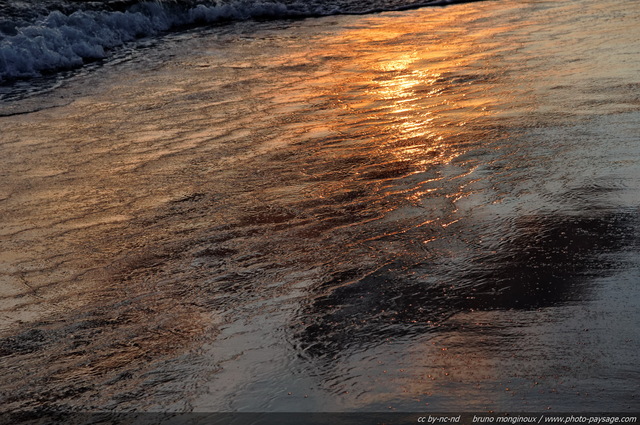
[{"x1": 1, "y1": 0, "x2": 639, "y2": 412}]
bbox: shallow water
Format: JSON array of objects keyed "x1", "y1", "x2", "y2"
[{"x1": 1, "y1": 0, "x2": 639, "y2": 413}]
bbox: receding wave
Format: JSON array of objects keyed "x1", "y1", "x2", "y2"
[{"x1": 0, "y1": 0, "x2": 476, "y2": 82}]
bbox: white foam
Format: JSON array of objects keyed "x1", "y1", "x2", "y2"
[{"x1": 0, "y1": 1, "x2": 316, "y2": 81}]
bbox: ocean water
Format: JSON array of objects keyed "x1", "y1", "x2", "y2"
[
  {"x1": 1, "y1": 0, "x2": 639, "y2": 416},
  {"x1": 0, "y1": 0, "x2": 475, "y2": 84}
]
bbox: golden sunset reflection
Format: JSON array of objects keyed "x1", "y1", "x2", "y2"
[
  {"x1": 298, "y1": 10, "x2": 513, "y2": 222},
  {"x1": 1, "y1": 4, "x2": 512, "y2": 403}
]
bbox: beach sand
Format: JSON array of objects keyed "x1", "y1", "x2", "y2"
[{"x1": 1, "y1": 0, "x2": 639, "y2": 413}]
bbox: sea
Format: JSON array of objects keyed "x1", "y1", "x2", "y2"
[
  {"x1": 0, "y1": 0, "x2": 477, "y2": 85},
  {"x1": 0, "y1": 0, "x2": 639, "y2": 417}
]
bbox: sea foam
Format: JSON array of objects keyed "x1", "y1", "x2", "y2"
[{"x1": 0, "y1": 1, "x2": 314, "y2": 81}]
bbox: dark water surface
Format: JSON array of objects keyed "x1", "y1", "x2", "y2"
[{"x1": 1, "y1": 0, "x2": 639, "y2": 414}]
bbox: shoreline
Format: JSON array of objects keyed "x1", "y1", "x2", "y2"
[{"x1": 1, "y1": 0, "x2": 639, "y2": 412}]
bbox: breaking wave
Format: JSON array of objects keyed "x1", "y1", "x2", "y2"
[{"x1": 0, "y1": 0, "x2": 476, "y2": 82}]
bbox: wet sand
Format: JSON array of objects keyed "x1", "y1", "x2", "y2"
[{"x1": 1, "y1": 0, "x2": 639, "y2": 413}]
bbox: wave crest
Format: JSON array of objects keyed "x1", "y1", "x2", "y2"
[
  {"x1": 0, "y1": 0, "x2": 469, "y2": 81},
  {"x1": 0, "y1": 1, "x2": 311, "y2": 81}
]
